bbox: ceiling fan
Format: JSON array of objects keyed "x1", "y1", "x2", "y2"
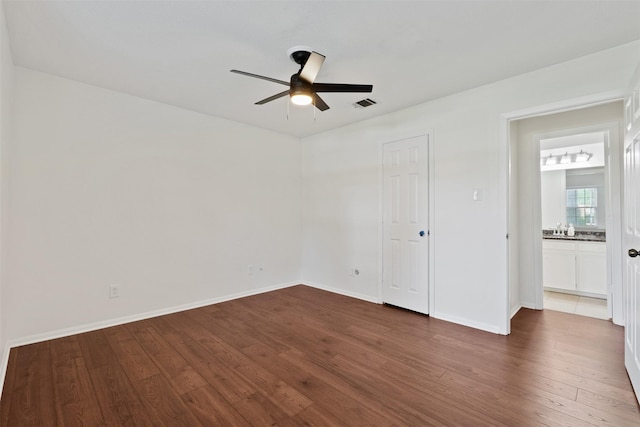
[{"x1": 230, "y1": 47, "x2": 373, "y2": 111}]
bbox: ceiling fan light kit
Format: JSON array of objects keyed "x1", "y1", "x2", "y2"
[
  {"x1": 230, "y1": 46, "x2": 373, "y2": 112},
  {"x1": 290, "y1": 92, "x2": 313, "y2": 106}
]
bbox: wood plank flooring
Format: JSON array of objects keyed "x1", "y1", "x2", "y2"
[{"x1": 1, "y1": 285, "x2": 638, "y2": 426}]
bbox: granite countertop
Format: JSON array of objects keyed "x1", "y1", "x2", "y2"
[{"x1": 542, "y1": 229, "x2": 606, "y2": 242}]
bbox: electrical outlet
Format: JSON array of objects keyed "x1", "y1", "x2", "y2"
[
  {"x1": 109, "y1": 284, "x2": 120, "y2": 298},
  {"x1": 248, "y1": 264, "x2": 263, "y2": 275}
]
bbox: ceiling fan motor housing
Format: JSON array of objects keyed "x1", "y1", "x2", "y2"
[
  {"x1": 290, "y1": 73, "x2": 310, "y2": 91},
  {"x1": 290, "y1": 50, "x2": 312, "y2": 68},
  {"x1": 289, "y1": 74, "x2": 313, "y2": 105}
]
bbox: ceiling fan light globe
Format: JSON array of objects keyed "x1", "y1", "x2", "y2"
[{"x1": 291, "y1": 93, "x2": 313, "y2": 106}]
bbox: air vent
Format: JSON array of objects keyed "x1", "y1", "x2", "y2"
[{"x1": 354, "y1": 98, "x2": 377, "y2": 108}]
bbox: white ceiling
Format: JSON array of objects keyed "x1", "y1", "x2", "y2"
[{"x1": 3, "y1": 0, "x2": 640, "y2": 138}]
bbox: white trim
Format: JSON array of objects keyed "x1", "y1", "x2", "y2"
[
  {"x1": 377, "y1": 139, "x2": 384, "y2": 303},
  {"x1": 302, "y1": 280, "x2": 379, "y2": 304},
  {"x1": 520, "y1": 302, "x2": 537, "y2": 310},
  {"x1": 428, "y1": 131, "x2": 436, "y2": 316},
  {"x1": 499, "y1": 115, "x2": 511, "y2": 335},
  {"x1": 431, "y1": 311, "x2": 502, "y2": 335},
  {"x1": 5, "y1": 281, "x2": 299, "y2": 349},
  {"x1": 0, "y1": 343, "x2": 10, "y2": 399},
  {"x1": 532, "y1": 134, "x2": 544, "y2": 310},
  {"x1": 503, "y1": 90, "x2": 626, "y2": 121},
  {"x1": 510, "y1": 304, "x2": 522, "y2": 319},
  {"x1": 1, "y1": 281, "x2": 339, "y2": 396}
]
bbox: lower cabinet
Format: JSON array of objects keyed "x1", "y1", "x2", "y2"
[
  {"x1": 542, "y1": 240, "x2": 576, "y2": 291},
  {"x1": 576, "y1": 242, "x2": 607, "y2": 295},
  {"x1": 542, "y1": 240, "x2": 607, "y2": 297}
]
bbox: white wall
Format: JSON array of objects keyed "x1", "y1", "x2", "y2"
[
  {"x1": 0, "y1": 1, "x2": 14, "y2": 380},
  {"x1": 540, "y1": 170, "x2": 566, "y2": 229},
  {"x1": 301, "y1": 41, "x2": 640, "y2": 334},
  {"x1": 7, "y1": 68, "x2": 302, "y2": 342},
  {"x1": 2, "y1": 39, "x2": 638, "y2": 349},
  {"x1": 515, "y1": 102, "x2": 624, "y2": 316}
]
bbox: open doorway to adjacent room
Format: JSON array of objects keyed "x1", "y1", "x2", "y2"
[
  {"x1": 539, "y1": 131, "x2": 609, "y2": 319},
  {"x1": 508, "y1": 101, "x2": 624, "y2": 323}
]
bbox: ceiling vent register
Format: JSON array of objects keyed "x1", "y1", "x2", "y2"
[{"x1": 355, "y1": 98, "x2": 377, "y2": 108}]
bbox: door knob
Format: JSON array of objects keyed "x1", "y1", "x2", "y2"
[
  {"x1": 629, "y1": 249, "x2": 639, "y2": 258},
  {"x1": 419, "y1": 230, "x2": 425, "y2": 237}
]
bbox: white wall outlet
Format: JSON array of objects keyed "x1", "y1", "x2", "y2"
[
  {"x1": 473, "y1": 188, "x2": 483, "y2": 201},
  {"x1": 109, "y1": 284, "x2": 120, "y2": 298}
]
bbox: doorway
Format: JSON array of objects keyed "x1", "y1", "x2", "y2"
[
  {"x1": 539, "y1": 131, "x2": 609, "y2": 319},
  {"x1": 509, "y1": 101, "x2": 624, "y2": 324}
]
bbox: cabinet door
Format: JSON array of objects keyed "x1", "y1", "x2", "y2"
[
  {"x1": 543, "y1": 248, "x2": 576, "y2": 290},
  {"x1": 577, "y1": 242, "x2": 607, "y2": 295}
]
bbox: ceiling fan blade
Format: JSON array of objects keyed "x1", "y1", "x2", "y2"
[
  {"x1": 313, "y1": 94, "x2": 330, "y2": 111},
  {"x1": 230, "y1": 69, "x2": 289, "y2": 86},
  {"x1": 312, "y1": 83, "x2": 373, "y2": 93},
  {"x1": 299, "y1": 51, "x2": 325, "y2": 84},
  {"x1": 255, "y1": 89, "x2": 290, "y2": 105}
]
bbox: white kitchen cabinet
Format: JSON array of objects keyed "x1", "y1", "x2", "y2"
[
  {"x1": 542, "y1": 239, "x2": 607, "y2": 297},
  {"x1": 542, "y1": 240, "x2": 576, "y2": 291},
  {"x1": 576, "y1": 242, "x2": 607, "y2": 295}
]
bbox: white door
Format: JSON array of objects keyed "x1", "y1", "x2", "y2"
[
  {"x1": 382, "y1": 136, "x2": 429, "y2": 314},
  {"x1": 624, "y1": 129, "x2": 640, "y2": 402}
]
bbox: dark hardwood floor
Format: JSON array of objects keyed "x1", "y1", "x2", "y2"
[{"x1": 1, "y1": 285, "x2": 638, "y2": 426}]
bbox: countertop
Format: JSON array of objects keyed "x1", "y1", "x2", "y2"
[{"x1": 542, "y1": 229, "x2": 606, "y2": 242}]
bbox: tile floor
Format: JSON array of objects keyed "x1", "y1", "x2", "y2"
[{"x1": 543, "y1": 290, "x2": 609, "y2": 320}]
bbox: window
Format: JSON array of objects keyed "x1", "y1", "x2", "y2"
[{"x1": 566, "y1": 188, "x2": 597, "y2": 226}]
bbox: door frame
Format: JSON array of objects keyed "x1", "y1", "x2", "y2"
[
  {"x1": 378, "y1": 132, "x2": 435, "y2": 314},
  {"x1": 501, "y1": 90, "x2": 627, "y2": 333}
]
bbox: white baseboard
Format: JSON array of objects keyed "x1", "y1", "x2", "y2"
[
  {"x1": 0, "y1": 281, "x2": 370, "y2": 396},
  {"x1": 303, "y1": 282, "x2": 506, "y2": 334},
  {"x1": 511, "y1": 304, "x2": 522, "y2": 319},
  {"x1": 301, "y1": 280, "x2": 379, "y2": 304},
  {"x1": 0, "y1": 281, "x2": 299, "y2": 397},
  {"x1": 0, "y1": 281, "x2": 507, "y2": 397},
  {"x1": 0, "y1": 342, "x2": 10, "y2": 399},
  {"x1": 431, "y1": 311, "x2": 503, "y2": 335},
  {"x1": 6, "y1": 281, "x2": 299, "y2": 349}
]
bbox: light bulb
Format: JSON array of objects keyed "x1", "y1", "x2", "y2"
[{"x1": 291, "y1": 93, "x2": 312, "y2": 106}]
